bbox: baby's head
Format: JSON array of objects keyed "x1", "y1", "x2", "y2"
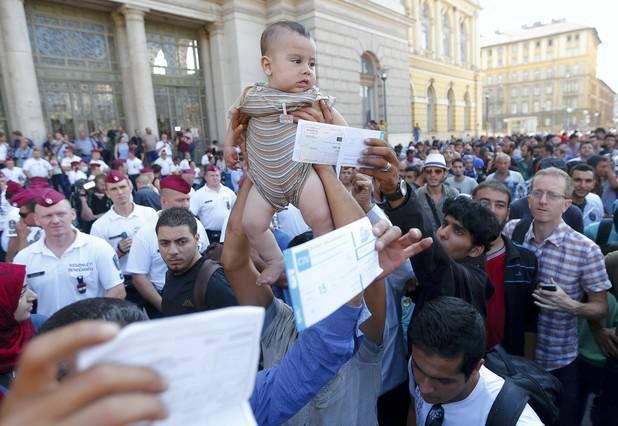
[{"x1": 260, "y1": 21, "x2": 316, "y2": 93}]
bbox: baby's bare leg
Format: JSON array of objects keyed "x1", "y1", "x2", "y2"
[
  {"x1": 298, "y1": 168, "x2": 334, "y2": 237},
  {"x1": 242, "y1": 186, "x2": 284, "y2": 286}
]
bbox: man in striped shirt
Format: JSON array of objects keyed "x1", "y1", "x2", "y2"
[{"x1": 503, "y1": 167, "x2": 611, "y2": 426}]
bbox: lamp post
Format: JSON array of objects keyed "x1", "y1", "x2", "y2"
[{"x1": 378, "y1": 69, "x2": 388, "y2": 127}]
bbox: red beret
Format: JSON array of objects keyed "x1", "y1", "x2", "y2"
[
  {"x1": 6, "y1": 180, "x2": 23, "y2": 195},
  {"x1": 206, "y1": 165, "x2": 220, "y2": 173},
  {"x1": 106, "y1": 170, "x2": 126, "y2": 184},
  {"x1": 140, "y1": 167, "x2": 153, "y2": 174},
  {"x1": 160, "y1": 175, "x2": 190, "y2": 194},
  {"x1": 37, "y1": 189, "x2": 65, "y2": 207},
  {"x1": 112, "y1": 159, "x2": 125, "y2": 166},
  {"x1": 10, "y1": 188, "x2": 44, "y2": 207},
  {"x1": 181, "y1": 168, "x2": 195, "y2": 176},
  {"x1": 29, "y1": 177, "x2": 49, "y2": 188}
]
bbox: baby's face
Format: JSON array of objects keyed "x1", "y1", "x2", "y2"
[{"x1": 263, "y1": 31, "x2": 317, "y2": 93}]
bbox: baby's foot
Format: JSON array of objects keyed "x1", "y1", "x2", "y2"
[{"x1": 257, "y1": 259, "x2": 284, "y2": 287}]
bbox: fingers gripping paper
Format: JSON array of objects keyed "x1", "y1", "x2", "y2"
[
  {"x1": 77, "y1": 307, "x2": 265, "y2": 426},
  {"x1": 283, "y1": 217, "x2": 383, "y2": 330},
  {"x1": 292, "y1": 120, "x2": 384, "y2": 166}
]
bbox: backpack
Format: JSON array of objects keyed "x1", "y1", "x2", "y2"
[
  {"x1": 485, "y1": 346, "x2": 562, "y2": 426},
  {"x1": 192, "y1": 258, "x2": 223, "y2": 310},
  {"x1": 510, "y1": 216, "x2": 532, "y2": 245},
  {"x1": 594, "y1": 217, "x2": 618, "y2": 255}
]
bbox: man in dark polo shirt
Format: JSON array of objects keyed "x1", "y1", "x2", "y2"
[{"x1": 156, "y1": 207, "x2": 236, "y2": 316}]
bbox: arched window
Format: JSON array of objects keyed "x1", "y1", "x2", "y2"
[
  {"x1": 421, "y1": 4, "x2": 430, "y2": 51},
  {"x1": 426, "y1": 85, "x2": 436, "y2": 132},
  {"x1": 447, "y1": 89, "x2": 455, "y2": 131},
  {"x1": 464, "y1": 91, "x2": 471, "y2": 130},
  {"x1": 460, "y1": 21, "x2": 467, "y2": 63},
  {"x1": 442, "y1": 13, "x2": 451, "y2": 57},
  {"x1": 360, "y1": 53, "x2": 377, "y2": 124}
]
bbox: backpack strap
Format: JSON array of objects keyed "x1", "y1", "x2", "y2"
[
  {"x1": 511, "y1": 216, "x2": 532, "y2": 245},
  {"x1": 486, "y1": 379, "x2": 529, "y2": 426},
  {"x1": 596, "y1": 218, "x2": 613, "y2": 246},
  {"x1": 192, "y1": 258, "x2": 223, "y2": 310}
]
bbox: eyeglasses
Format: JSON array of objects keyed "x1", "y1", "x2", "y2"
[
  {"x1": 424, "y1": 168, "x2": 444, "y2": 175},
  {"x1": 529, "y1": 190, "x2": 566, "y2": 201}
]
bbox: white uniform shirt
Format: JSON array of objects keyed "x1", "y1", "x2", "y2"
[
  {"x1": 124, "y1": 210, "x2": 209, "y2": 290},
  {"x1": 409, "y1": 364, "x2": 542, "y2": 425},
  {"x1": 60, "y1": 155, "x2": 82, "y2": 170},
  {"x1": 67, "y1": 169, "x2": 87, "y2": 185},
  {"x1": 22, "y1": 157, "x2": 52, "y2": 178},
  {"x1": 126, "y1": 157, "x2": 144, "y2": 176},
  {"x1": 0, "y1": 143, "x2": 8, "y2": 162},
  {"x1": 90, "y1": 203, "x2": 159, "y2": 273},
  {"x1": 1, "y1": 208, "x2": 45, "y2": 251},
  {"x1": 190, "y1": 184, "x2": 236, "y2": 231},
  {"x1": 2, "y1": 167, "x2": 26, "y2": 185},
  {"x1": 582, "y1": 193, "x2": 605, "y2": 227},
  {"x1": 276, "y1": 204, "x2": 311, "y2": 237},
  {"x1": 154, "y1": 157, "x2": 174, "y2": 176},
  {"x1": 13, "y1": 231, "x2": 123, "y2": 317},
  {"x1": 0, "y1": 190, "x2": 12, "y2": 233},
  {"x1": 89, "y1": 159, "x2": 109, "y2": 172}
]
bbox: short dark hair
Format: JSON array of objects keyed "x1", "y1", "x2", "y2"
[
  {"x1": 39, "y1": 298, "x2": 147, "y2": 334},
  {"x1": 472, "y1": 181, "x2": 511, "y2": 205},
  {"x1": 569, "y1": 162, "x2": 594, "y2": 176},
  {"x1": 587, "y1": 155, "x2": 610, "y2": 169},
  {"x1": 260, "y1": 21, "x2": 311, "y2": 56},
  {"x1": 451, "y1": 158, "x2": 464, "y2": 166},
  {"x1": 156, "y1": 207, "x2": 197, "y2": 236},
  {"x1": 410, "y1": 296, "x2": 485, "y2": 380},
  {"x1": 442, "y1": 196, "x2": 501, "y2": 252}
]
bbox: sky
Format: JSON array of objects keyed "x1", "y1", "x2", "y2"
[{"x1": 479, "y1": 0, "x2": 618, "y2": 93}]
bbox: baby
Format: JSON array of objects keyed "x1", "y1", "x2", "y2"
[{"x1": 228, "y1": 21, "x2": 347, "y2": 286}]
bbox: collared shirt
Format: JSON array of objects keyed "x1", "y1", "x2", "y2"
[
  {"x1": 13, "y1": 230, "x2": 123, "y2": 317},
  {"x1": 503, "y1": 219, "x2": 611, "y2": 370},
  {"x1": 124, "y1": 210, "x2": 209, "y2": 290},
  {"x1": 126, "y1": 157, "x2": 143, "y2": 175},
  {"x1": 23, "y1": 158, "x2": 52, "y2": 178},
  {"x1": 90, "y1": 203, "x2": 159, "y2": 273},
  {"x1": 415, "y1": 184, "x2": 459, "y2": 232},
  {"x1": 190, "y1": 184, "x2": 236, "y2": 231},
  {"x1": 153, "y1": 156, "x2": 174, "y2": 176},
  {"x1": 60, "y1": 155, "x2": 82, "y2": 170},
  {"x1": 486, "y1": 170, "x2": 525, "y2": 197}
]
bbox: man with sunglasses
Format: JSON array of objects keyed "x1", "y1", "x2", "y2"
[
  {"x1": 503, "y1": 167, "x2": 611, "y2": 426},
  {"x1": 416, "y1": 153, "x2": 458, "y2": 232}
]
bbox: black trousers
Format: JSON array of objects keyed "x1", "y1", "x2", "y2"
[
  {"x1": 377, "y1": 380, "x2": 410, "y2": 426},
  {"x1": 551, "y1": 359, "x2": 579, "y2": 426}
]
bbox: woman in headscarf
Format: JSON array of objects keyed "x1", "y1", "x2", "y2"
[{"x1": 0, "y1": 263, "x2": 37, "y2": 394}]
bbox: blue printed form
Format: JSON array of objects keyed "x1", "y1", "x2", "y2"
[{"x1": 283, "y1": 217, "x2": 383, "y2": 330}]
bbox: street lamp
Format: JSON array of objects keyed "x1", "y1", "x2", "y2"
[{"x1": 377, "y1": 69, "x2": 388, "y2": 127}]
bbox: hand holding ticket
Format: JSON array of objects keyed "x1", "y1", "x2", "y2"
[{"x1": 292, "y1": 120, "x2": 384, "y2": 167}]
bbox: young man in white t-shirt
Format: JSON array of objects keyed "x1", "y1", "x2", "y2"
[{"x1": 408, "y1": 297, "x2": 542, "y2": 425}]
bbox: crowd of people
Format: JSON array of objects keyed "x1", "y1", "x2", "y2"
[{"x1": 0, "y1": 20, "x2": 617, "y2": 426}]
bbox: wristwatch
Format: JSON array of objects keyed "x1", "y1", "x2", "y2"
[{"x1": 381, "y1": 177, "x2": 408, "y2": 202}]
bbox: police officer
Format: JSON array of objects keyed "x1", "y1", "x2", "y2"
[{"x1": 14, "y1": 189, "x2": 125, "y2": 317}]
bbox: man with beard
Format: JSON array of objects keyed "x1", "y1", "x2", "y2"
[{"x1": 472, "y1": 181, "x2": 539, "y2": 357}]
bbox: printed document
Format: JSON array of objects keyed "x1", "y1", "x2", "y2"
[
  {"x1": 283, "y1": 217, "x2": 382, "y2": 330},
  {"x1": 292, "y1": 120, "x2": 384, "y2": 167},
  {"x1": 77, "y1": 307, "x2": 265, "y2": 426}
]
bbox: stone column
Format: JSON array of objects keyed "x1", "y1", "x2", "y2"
[
  {"x1": 453, "y1": 10, "x2": 461, "y2": 65},
  {"x1": 207, "y1": 22, "x2": 230, "y2": 139},
  {"x1": 433, "y1": 0, "x2": 442, "y2": 60},
  {"x1": 412, "y1": 0, "x2": 421, "y2": 53},
  {"x1": 471, "y1": 12, "x2": 479, "y2": 69},
  {"x1": 111, "y1": 12, "x2": 137, "y2": 134},
  {"x1": 198, "y1": 27, "x2": 220, "y2": 142},
  {"x1": 0, "y1": 0, "x2": 46, "y2": 144},
  {"x1": 120, "y1": 6, "x2": 158, "y2": 137}
]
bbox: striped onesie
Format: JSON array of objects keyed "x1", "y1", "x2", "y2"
[{"x1": 233, "y1": 83, "x2": 332, "y2": 211}]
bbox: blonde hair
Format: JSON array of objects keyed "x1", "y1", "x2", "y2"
[{"x1": 531, "y1": 167, "x2": 572, "y2": 198}]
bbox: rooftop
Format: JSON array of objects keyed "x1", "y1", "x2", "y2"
[{"x1": 480, "y1": 19, "x2": 598, "y2": 47}]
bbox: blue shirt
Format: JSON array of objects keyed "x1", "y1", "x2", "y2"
[{"x1": 250, "y1": 300, "x2": 362, "y2": 425}]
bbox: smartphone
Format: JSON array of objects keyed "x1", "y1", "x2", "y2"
[
  {"x1": 82, "y1": 181, "x2": 95, "y2": 191},
  {"x1": 540, "y1": 284, "x2": 557, "y2": 291}
]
